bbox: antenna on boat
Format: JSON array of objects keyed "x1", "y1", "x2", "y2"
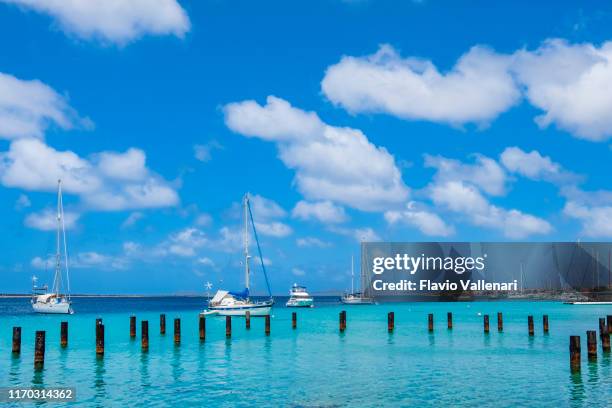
[
  {"x1": 243, "y1": 193, "x2": 250, "y2": 296},
  {"x1": 53, "y1": 179, "x2": 63, "y2": 297}
]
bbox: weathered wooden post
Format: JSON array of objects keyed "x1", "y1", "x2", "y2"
[
  {"x1": 60, "y1": 321, "x2": 68, "y2": 347},
  {"x1": 607, "y1": 315, "x2": 612, "y2": 333},
  {"x1": 600, "y1": 318, "x2": 610, "y2": 352},
  {"x1": 447, "y1": 312, "x2": 452, "y2": 330},
  {"x1": 599, "y1": 317, "x2": 606, "y2": 338},
  {"x1": 141, "y1": 321, "x2": 149, "y2": 351},
  {"x1": 174, "y1": 318, "x2": 181, "y2": 344},
  {"x1": 292, "y1": 312, "x2": 297, "y2": 329},
  {"x1": 130, "y1": 315, "x2": 136, "y2": 338},
  {"x1": 199, "y1": 315, "x2": 206, "y2": 341},
  {"x1": 265, "y1": 314, "x2": 271, "y2": 336},
  {"x1": 388, "y1": 312, "x2": 394, "y2": 333},
  {"x1": 160, "y1": 314, "x2": 166, "y2": 335},
  {"x1": 339, "y1": 311, "x2": 346, "y2": 332},
  {"x1": 497, "y1": 312, "x2": 503, "y2": 332},
  {"x1": 245, "y1": 311, "x2": 251, "y2": 330},
  {"x1": 428, "y1": 313, "x2": 434, "y2": 332},
  {"x1": 34, "y1": 331, "x2": 45, "y2": 370},
  {"x1": 226, "y1": 316, "x2": 232, "y2": 338},
  {"x1": 12, "y1": 327, "x2": 21, "y2": 354},
  {"x1": 96, "y1": 318, "x2": 102, "y2": 326},
  {"x1": 569, "y1": 336, "x2": 580, "y2": 372},
  {"x1": 587, "y1": 330, "x2": 597, "y2": 360},
  {"x1": 96, "y1": 322, "x2": 104, "y2": 356},
  {"x1": 543, "y1": 315, "x2": 549, "y2": 334},
  {"x1": 528, "y1": 315, "x2": 534, "y2": 336},
  {"x1": 484, "y1": 315, "x2": 490, "y2": 333}
]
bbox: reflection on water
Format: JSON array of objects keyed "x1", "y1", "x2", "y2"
[
  {"x1": 568, "y1": 371, "x2": 584, "y2": 406},
  {"x1": 9, "y1": 354, "x2": 20, "y2": 384},
  {"x1": 172, "y1": 346, "x2": 183, "y2": 383},
  {"x1": 139, "y1": 351, "x2": 150, "y2": 389},
  {"x1": 94, "y1": 356, "x2": 106, "y2": 401},
  {"x1": 586, "y1": 359, "x2": 598, "y2": 385}
]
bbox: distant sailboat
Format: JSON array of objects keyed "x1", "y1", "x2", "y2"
[
  {"x1": 341, "y1": 255, "x2": 374, "y2": 305},
  {"x1": 31, "y1": 180, "x2": 73, "y2": 314},
  {"x1": 202, "y1": 194, "x2": 273, "y2": 316}
]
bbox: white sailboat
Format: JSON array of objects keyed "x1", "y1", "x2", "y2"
[
  {"x1": 286, "y1": 283, "x2": 314, "y2": 308},
  {"x1": 31, "y1": 180, "x2": 73, "y2": 314},
  {"x1": 341, "y1": 255, "x2": 374, "y2": 305},
  {"x1": 202, "y1": 194, "x2": 273, "y2": 316}
]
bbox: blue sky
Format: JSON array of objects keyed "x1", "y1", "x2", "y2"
[{"x1": 1, "y1": 0, "x2": 612, "y2": 294}]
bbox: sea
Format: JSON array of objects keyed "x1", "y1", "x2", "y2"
[{"x1": 0, "y1": 297, "x2": 611, "y2": 407}]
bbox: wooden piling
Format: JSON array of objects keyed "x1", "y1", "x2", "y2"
[
  {"x1": 599, "y1": 317, "x2": 606, "y2": 338},
  {"x1": 292, "y1": 312, "x2": 297, "y2": 330},
  {"x1": 12, "y1": 327, "x2": 21, "y2": 354},
  {"x1": 569, "y1": 336, "x2": 580, "y2": 372},
  {"x1": 174, "y1": 318, "x2": 181, "y2": 344},
  {"x1": 60, "y1": 321, "x2": 68, "y2": 347},
  {"x1": 484, "y1": 315, "x2": 489, "y2": 333},
  {"x1": 543, "y1": 315, "x2": 549, "y2": 334},
  {"x1": 226, "y1": 316, "x2": 232, "y2": 338},
  {"x1": 160, "y1": 314, "x2": 166, "y2": 335},
  {"x1": 199, "y1": 315, "x2": 206, "y2": 341},
  {"x1": 447, "y1": 312, "x2": 452, "y2": 330},
  {"x1": 130, "y1": 315, "x2": 136, "y2": 338},
  {"x1": 265, "y1": 314, "x2": 271, "y2": 336},
  {"x1": 245, "y1": 311, "x2": 251, "y2": 330},
  {"x1": 34, "y1": 331, "x2": 45, "y2": 370},
  {"x1": 388, "y1": 312, "x2": 394, "y2": 333},
  {"x1": 339, "y1": 311, "x2": 346, "y2": 332},
  {"x1": 600, "y1": 318, "x2": 610, "y2": 352},
  {"x1": 497, "y1": 312, "x2": 503, "y2": 332},
  {"x1": 96, "y1": 323, "x2": 104, "y2": 356},
  {"x1": 607, "y1": 315, "x2": 612, "y2": 333},
  {"x1": 528, "y1": 315, "x2": 534, "y2": 336},
  {"x1": 428, "y1": 313, "x2": 434, "y2": 332},
  {"x1": 141, "y1": 321, "x2": 149, "y2": 351},
  {"x1": 587, "y1": 330, "x2": 597, "y2": 360}
]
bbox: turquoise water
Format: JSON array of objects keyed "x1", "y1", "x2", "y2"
[{"x1": 1, "y1": 298, "x2": 611, "y2": 407}]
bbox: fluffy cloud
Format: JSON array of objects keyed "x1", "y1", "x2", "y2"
[
  {"x1": 14, "y1": 194, "x2": 31, "y2": 210},
  {"x1": 296, "y1": 237, "x2": 332, "y2": 248},
  {"x1": 249, "y1": 194, "x2": 287, "y2": 219},
  {"x1": 224, "y1": 96, "x2": 409, "y2": 211},
  {"x1": 500, "y1": 146, "x2": 578, "y2": 183},
  {"x1": 561, "y1": 187, "x2": 612, "y2": 237},
  {"x1": 292, "y1": 267, "x2": 306, "y2": 276},
  {"x1": 292, "y1": 200, "x2": 348, "y2": 223},
  {"x1": 424, "y1": 154, "x2": 507, "y2": 196},
  {"x1": 167, "y1": 227, "x2": 208, "y2": 257},
  {"x1": 512, "y1": 39, "x2": 612, "y2": 141},
  {"x1": 0, "y1": 72, "x2": 89, "y2": 140},
  {"x1": 0, "y1": 138, "x2": 179, "y2": 211},
  {"x1": 385, "y1": 202, "x2": 454, "y2": 237},
  {"x1": 25, "y1": 208, "x2": 80, "y2": 231},
  {"x1": 121, "y1": 211, "x2": 144, "y2": 229},
  {"x1": 429, "y1": 180, "x2": 552, "y2": 239},
  {"x1": 254, "y1": 221, "x2": 292, "y2": 237},
  {"x1": 322, "y1": 44, "x2": 519, "y2": 125},
  {"x1": 2, "y1": 0, "x2": 190, "y2": 45},
  {"x1": 193, "y1": 141, "x2": 223, "y2": 163}
]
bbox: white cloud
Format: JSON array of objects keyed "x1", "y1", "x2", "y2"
[
  {"x1": 24, "y1": 208, "x2": 80, "y2": 231},
  {"x1": 385, "y1": 202, "x2": 454, "y2": 237},
  {"x1": 561, "y1": 187, "x2": 612, "y2": 237},
  {"x1": 193, "y1": 141, "x2": 223, "y2": 162},
  {"x1": 424, "y1": 154, "x2": 507, "y2": 196},
  {"x1": 292, "y1": 200, "x2": 348, "y2": 223},
  {"x1": 292, "y1": 267, "x2": 306, "y2": 276},
  {"x1": 322, "y1": 44, "x2": 519, "y2": 126},
  {"x1": 195, "y1": 213, "x2": 212, "y2": 227},
  {"x1": 331, "y1": 226, "x2": 381, "y2": 242},
  {"x1": 167, "y1": 227, "x2": 208, "y2": 257},
  {"x1": 0, "y1": 138, "x2": 179, "y2": 211},
  {"x1": 0, "y1": 72, "x2": 90, "y2": 140},
  {"x1": 512, "y1": 39, "x2": 612, "y2": 141},
  {"x1": 224, "y1": 96, "x2": 409, "y2": 211},
  {"x1": 429, "y1": 180, "x2": 552, "y2": 239},
  {"x1": 3, "y1": 0, "x2": 190, "y2": 45},
  {"x1": 296, "y1": 237, "x2": 332, "y2": 248},
  {"x1": 121, "y1": 211, "x2": 144, "y2": 229},
  {"x1": 14, "y1": 193, "x2": 31, "y2": 210},
  {"x1": 500, "y1": 146, "x2": 578, "y2": 183},
  {"x1": 254, "y1": 221, "x2": 293, "y2": 237},
  {"x1": 249, "y1": 194, "x2": 287, "y2": 219},
  {"x1": 197, "y1": 257, "x2": 216, "y2": 267}
]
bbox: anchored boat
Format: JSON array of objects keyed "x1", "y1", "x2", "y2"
[
  {"x1": 286, "y1": 284, "x2": 314, "y2": 308},
  {"x1": 31, "y1": 180, "x2": 73, "y2": 314},
  {"x1": 341, "y1": 255, "x2": 374, "y2": 305},
  {"x1": 202, "y1": 194, "x2": 273, "y2": 316}
]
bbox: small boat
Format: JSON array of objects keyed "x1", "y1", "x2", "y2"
[
  {"x1": 202, "y1": 194, "x2": 273, "y2": 316},
  {"x1": 341, "y1": 255, "x2": 374, "y2": 305},
  {"x1": 564, "y1": 301, "x2": 612, "y2": 305},
  {"x1": 286, "y1": 284, "x2": 314, "y2": 308},
  {"x1": 31, "y1": 180, "x2": 74, "y2": 314}
]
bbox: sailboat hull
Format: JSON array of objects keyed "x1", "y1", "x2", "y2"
[
  {"x1": 206, "y1": 303, "x2": 272, "y2": 316},
  {"x1": 32, "y1": 300, "x2": 73, "y2": 314}
]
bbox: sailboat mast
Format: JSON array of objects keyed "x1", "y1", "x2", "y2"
[
  {"x1": 244, "y1": 194, "x2": 250, "y2": 292},
  {"x1": 53, "y1": 179, "x2": 62, "y2": 296},
  {"x1": 351, "y1": 255, "x2": 354, "y2": 294}
]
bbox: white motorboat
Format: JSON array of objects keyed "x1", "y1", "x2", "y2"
[
  {"x1": 31, "y1": 180, "x2": 74, "y2": 314},
  {"x1": 340, "y1": 255, "x2": 374, "y2": 305},
  {"x1": 202, "y1": 194, "x2": 273, "y2": 317},
  {"x1": 286, "y1": 284, "x2": 314, "y2": 308}
]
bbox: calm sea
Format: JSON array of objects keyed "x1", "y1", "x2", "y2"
[{"x1": 0, "y1": 297, "x2": 611, "y2": 407}]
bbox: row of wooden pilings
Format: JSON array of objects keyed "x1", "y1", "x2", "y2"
[{"x1": 11, "y1": 312, "x2": 612, "y2": 371}]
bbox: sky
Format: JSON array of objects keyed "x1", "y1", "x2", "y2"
[{"x1": 1, "y1": 0, "x2": 612, "y2": 294}]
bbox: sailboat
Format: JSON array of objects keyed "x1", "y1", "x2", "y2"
[
  {"x1": 341, "y1": 255, "x2": 374, "y2": 305},
  {"x1": 31, "y1": 180, "x2": 73, "y2": 314},
  {"x1": 202, "y1": 194, "x2": 274, "y2": 316}
]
